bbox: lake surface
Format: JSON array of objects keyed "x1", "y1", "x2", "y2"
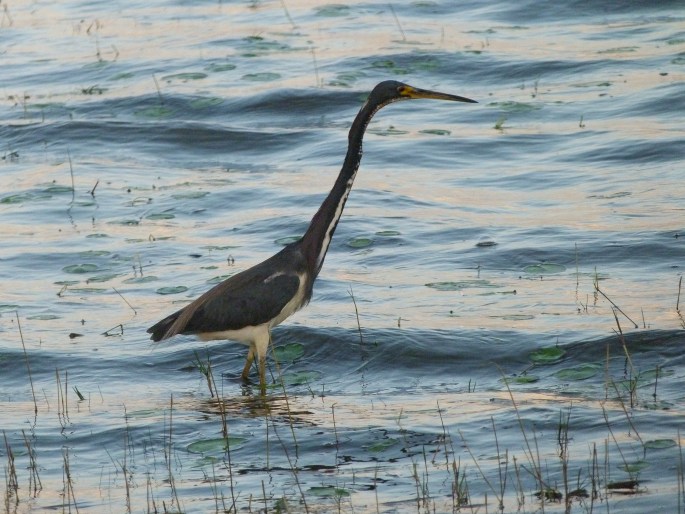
[{"x1": 1, "y1": 0, "x2": 684, "y2": 512}]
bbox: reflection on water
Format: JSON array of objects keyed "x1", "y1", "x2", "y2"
[{"x1": 1, "y1": 0, "x2": 684, "y2": 511}]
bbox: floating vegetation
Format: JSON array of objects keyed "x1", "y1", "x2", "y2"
[
  {"x1": 187, "y1": 437, "x2": 247, "y2": 455},
  {"x1": 375, "y1": 230, "x2": 400, "y2": 237},
  {"x1": 426, "y1": 279, "x2": 498, "y2": 291},
  {"x1": 554, "y1": 363, "x2": 600, "y2": 381},
  {"x1": 204, "y1": 63, "x2": 236, "y2": 73},
  {"x1": 1, "y1": 192, "x2": 52, "y2": 204},
  {"x1": 272, "y1": 342, "x2": 305, "y2": 363},
  {"x1": 346, "y1": 237, "x2": 373, "y2": 248},
  {"x1": 529, "y1": 346, "x2": 565, "y2": 364},
  {"x1": 135, "y1": 106, "x2": 173, "y2": 118},
  {"x1": 502, "y1": 375, "x2": 540, "y2": 384},
  {"x1": 490, "y1": 101, "x2": 541, "y2": 112},
  {"x1": 313, "y1": 4, "x2": 351, "y2": 17},
  {"x1": 242, "y1": 72, "x2": 281, "y2": 82},
  {"x1": 644, "y1": 439, "x2": 677, "y2": 450},
  {"x1": 155, "y1": 286, "x2": 188, "y2": 295},
  {"x1": 277, "y1": 370, "x2": 322, "y2": 386},
  {"x1": 366, "y1": 438, "x2": 399, "y2": 453},
  {"x1": 189, "y1": 97, "x2": 223, "y2": 109},
  {"x1": 162, "y1": 72, "x2": 208, "y2": 82},
  {"x1": 123, "y1": 276, "x2": 158, "y2": 284},
  {"x1": 63, "y1": 264, "x2": 99, "y2": 274},
  {"x1": 419, "y1": 128, "x2": 451, "y2": 136},
  {"x1": 146, "y1": 212, "x2": 176, "y2": 220}
]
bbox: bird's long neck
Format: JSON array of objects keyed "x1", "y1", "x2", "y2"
[{"x1": 301, "y1": 98, "x2": 386, "y2": 277}]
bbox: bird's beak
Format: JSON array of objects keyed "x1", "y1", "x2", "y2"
[{"x1": 399, "y1": 85, "x2": 477, "y2": 104}]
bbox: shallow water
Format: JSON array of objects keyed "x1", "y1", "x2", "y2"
[{"x1": 1, "y1": 0, "x2": 684, "y2": 512}]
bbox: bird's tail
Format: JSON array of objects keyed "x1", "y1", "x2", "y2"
[{"x1": 147, "y1": 310, "x2": 181, "y2": 342}]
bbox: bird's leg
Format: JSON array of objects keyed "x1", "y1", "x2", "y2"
[
  {"x1": 253, "y1": 330, "x2": 271, "y2": 396},
  {"x1": 241, "y1": 345, "x2": 255, "y2": 382}
]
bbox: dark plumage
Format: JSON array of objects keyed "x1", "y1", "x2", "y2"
[{"x1": 148, "y1": 80, "x2": 476, "y2": 394}]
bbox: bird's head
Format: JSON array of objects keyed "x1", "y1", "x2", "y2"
[{"x1": 368, "y1": 80, "x2": 477, "y2": 108}]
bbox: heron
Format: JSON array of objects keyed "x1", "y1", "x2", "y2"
[{"x1": 148, "y1": 80, "x2": 476, "y2": 394}]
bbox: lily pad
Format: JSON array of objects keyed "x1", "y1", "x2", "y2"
[
  {"x1": 156, "y1": 286, "x2": 188, "y2": 295},
  {"x1": 162, "y1": 72, "x2": 208, "y2": 82},
  {"x1": 272, "y1": 343, "x2": 305, "y2": 363},
  {"x1": 367, "y1": 438, "x2": 398, "y2": 453},
  {"x1": 313, "y1": 4, "x2": 350, "y2": 16},
  {"x1": 63, "y1": 264, "x2": 99, "y2": 274},
  {"x1": 554, "y1": 364, "x2": 600, "y2": 381},
  {"x1": 146, "y1": 212, "x2": 176, "y2": 220},
  {"x1": 530, "y1": 346, "x2": 565, "y2": 364},
  {"x1": 523, "y1": 263, "x2": 566, "y2": 275},
  {"x1": 426, "y1": 280, "x2": 498, "y2": 291},
  {"x1": 502, "y1": 375, "x2": 539, "y2": 385},
  {"x1": 375, "y1": 230, "x2": 401, "y2": 237},
  {"x1": 205, "y1": 63, "x2": 236, "y2": 73},
  {"x1": 172, "y1": 191, "x2": 209, "y2": 200},
  {"x1": 26, "y1": 314, "x2": 60, "y2": 320},
  {"x1": 419, "y1": 129, "x2": 451, "y2": 136},
  {"x1": 644, "y1": 439, "x2": 676, "y2": 450},
  {"x1": 347, "y1": 237, "x2": 373, "y2": 248},
  {"x1": 618, "y1": 461, "x2": 649, "y2": 473},
  {"x1": 278, "y1": 370, "x2": 321, "y2": 386},
  {"x1": 123, "y1": 275, "x2": 158, "y2": 284},
  {"x1": 187, "y1": 437, "x2": 247, "y2": 454},
  {"x1": 87, "y1": 273, "x2": 122, "y2": 283},
  {"x1": 242, "y1": 72, "x2": 281, "y2": 82}
]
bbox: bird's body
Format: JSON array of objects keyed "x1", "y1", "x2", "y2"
[{"x1": 148, "y1": 80, "x2": 476, "y2": 393}]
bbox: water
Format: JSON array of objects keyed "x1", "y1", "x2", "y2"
[{"x1": 1, "y1": 0, "x2": 684, "y2": 512}]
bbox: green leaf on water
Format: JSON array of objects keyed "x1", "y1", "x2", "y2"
[
  {"x1": 523, "y1": 263, "x2": 566, "y2": 274},
  {"x1": 644, "y1": 439, "x2": 676, "y2": 450},
  {"x1": 123, "y1": 275, "x2": 158, "y2": 284},
  {"x1": 278, "y1": 370, "x2": 321, "y2": 386},
  {"x1": 347, "y1": 237, "x2": 373, "y2": 248},
  {"x1": 78, "y1": 250, "x2": 110, "y2": 258},
  {"x1": 375, "y1": 230, "x2": 401, "y2": 236},
  {"x1": 146, "y1": 212, "x2": 176, "y2": 220},
  {"x1": 189, "y1": 97, "x2": 223, "y2": 109},
  {"x1": 554, "y1": 364, "x2": 600, "y2": 381},
  {"x1": 308, "y1": 486, "x2": 350, "y2": 498},
  {"x1": 501, "y1": 375, "x2": 539, "y2": 385},
  {"x1": 530, "y1": 346, "x2": 565, "y2": 364},
  {"x1": 187, "y1": 437, "x2": 247, "y2": 454},
  {"x1": 367, "y1": 438, "x2": 398, "y2": 453},
  {"x1": 87, "y1": 273, "x2": 122, "y2": 284},
  {"x1": 419, "y1": 129, "x2": 451, "y2": 136},
  {"x1": 426, "y1": 280, "x2": 498, "y2": 291},
  {"x1": 242, "y1": 72, "x2": 281, "y2": 82},
  {"x1": 618, "y1": 461, "x2": 649, "y2": 473},
  {"x1": 63, "y1": 264, "x2": 99, "y2": 274},
  {"x1": 162, "y1": 72, "x2": 208, "y2": 82},
  {"x1": 313, "y1": 4, "x2": 350, "y2": 16},
  {"x1": 272, "y1": 343, "x2": 305, "y2": 363},
  {"x1": 44, "y1": 185, "x2": 74, "y2": 194},
  {"x1": 135, "y1": 106, "x2": 172, "y2": 118},
  {"x1": 205, "y1": 63, "x2": 236, "y2": 73},
  {"x1": 156, "y1": 286, "x2": 188, "y2": 295}
]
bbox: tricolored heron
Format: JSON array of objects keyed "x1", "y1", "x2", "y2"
[{"x1": 148, "y1": 80, "x2": 476, "y2": 394}]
